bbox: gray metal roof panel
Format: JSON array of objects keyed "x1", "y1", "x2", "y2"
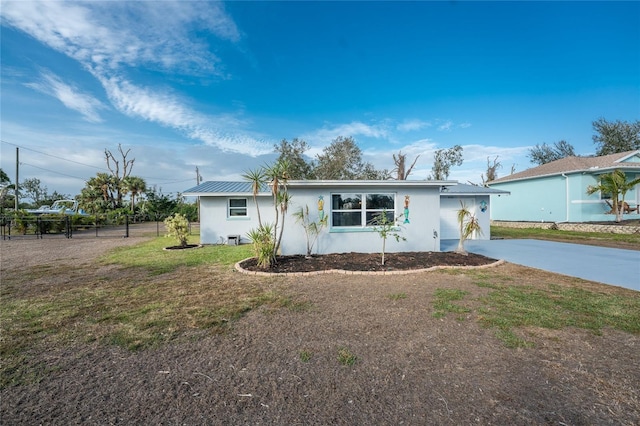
[
  {"x1": 183, "y1": 181, "x2": 270, "y2": 195},
  {"x1": 441, "y1": 183, "x2": 509, "y2": 195}
]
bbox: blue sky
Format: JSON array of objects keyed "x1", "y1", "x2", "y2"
[{"x1": 1, "y1": 1, "x2": 639, "y2": 199}]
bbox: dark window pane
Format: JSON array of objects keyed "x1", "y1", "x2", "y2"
[
  {"x1": 366, "y1": 194, "x2": 394, "y2": 209},
  {"x1": 332, "y1": 211, "x2": 362, "y2": 227},
  {"x1": 332, "y1": 193, "x2": 362, "y2": 210},
  {"x1": 229, "y1": 199, "x2": 247, "y2": 207},
  {"x1": 229, "y1": 208, "x2": 247, "y2": 217},
  {"x1": 366, "y1": 210, "x2": 395, "y2": 225}
]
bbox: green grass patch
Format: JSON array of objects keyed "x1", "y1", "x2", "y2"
[
  {"x1": 491, "y1": 225, "x2": 640, "y2": 246},
  {"x1": 337, "y1": 347, "x2": 358, "y2": 366},
  {"x1": 432, "y1": 288, "x2": 471, "y2": 318},
  {"x1": 387, "y1": 292, "x2": 407, "y2": 301},
  {"x1": 478, "y1": 283, "x2": 640, "y2": 347},
  {"x1": 0, "y1": 237, "x2": 287, "y2": 388},
  {"x1": 101, "y1": 236, "x2": 254, "y2": 274},
  {"x1": 299, "y1": 350, "x2": 313, "y2": 362}
]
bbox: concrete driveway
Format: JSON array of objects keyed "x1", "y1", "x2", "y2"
[{"x1": 441, "y1": 239, "x2": 640, "y2": 292}]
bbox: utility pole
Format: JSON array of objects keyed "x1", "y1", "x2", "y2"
[
  {"x1": 15, "y1": 147, "x2": 19, "y2": 211},
  {"x1": 195, "y1": 166, "x2": 202, "y2": 223}
]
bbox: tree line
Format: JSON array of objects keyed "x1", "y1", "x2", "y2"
[
  {"x1": 1, "y1": 144, "x2": 196, "y2": 221},
  {"x1": 2, "y1": 117, "x2": 636, "y2": 215},
  {"x1": 528, "y1": 118, "x2": 640, "y2": 166},
  {"x1": 273, "y1": 135, "x2": 463, "y2": 181}
]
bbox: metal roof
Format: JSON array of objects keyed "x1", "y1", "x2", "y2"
[
  {"x1": 440, "y1": 183, "x2": 509, "y2": 195},
  {"x1": 184, "y1": 179, "x2": 458, "y2": 195},
  {"x1": 183, "y1": 181, "x2": 270, "y2": 195}
]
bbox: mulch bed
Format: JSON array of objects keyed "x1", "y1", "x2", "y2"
[{"x1": 239, "y1": 251, "x2": 497, "y2": 273}]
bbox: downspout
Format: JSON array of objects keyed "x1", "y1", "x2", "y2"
[{"x1": 561, "y1": 173, "x2": 569, "y2": 222}]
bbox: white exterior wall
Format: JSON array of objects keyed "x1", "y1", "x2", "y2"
[
  {"x1": 280, "y1": 185, "x2": 442, "y2": 255},
  {"x1": 439, "y1": 195, "x2": 492, "y2": 240},
  {"x1": 199, "y1": 195, "x2": 273, "y2": 245}
]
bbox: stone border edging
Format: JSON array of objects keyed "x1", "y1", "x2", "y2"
[
  {"x1": 491, "y1": 221, "x2": 640, "y2": 235},
  {"x1": 234, "y1": 258, "x2": 506, "y2": 276}
]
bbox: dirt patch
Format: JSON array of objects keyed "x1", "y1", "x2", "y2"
[
  {"x1": 2, "y1": 228, "x2": 639, "y2": 425},
  {"x1": 239, "y1": 251, "x2": 497, "y2": 273}
]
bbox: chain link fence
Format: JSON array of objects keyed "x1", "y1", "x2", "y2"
[{"x1": 0, "y1": 214, "x2": 199, "y2": 240}]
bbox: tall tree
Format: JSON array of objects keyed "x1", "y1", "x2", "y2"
[
  {"x1": 592, "y1": 118, "x2": 640, "y2": 156},
  {"x1": 481, "y1": 156, "x2": 502, "y2": 186},
  {"x1": 587, "y1": 169, "x2": 640, "y2": 222},
  {"x1": 21, "y1": 177, "x2": 48, "y2": 206},
  {"x1": 0, "y1": 168, "x2": 10, "y2": 184},
  {"x1": 314, "y1": 136, "x2": 382, "y2": 180},
  {"x1": 84, "y1": 172, "x2": 118, "y2": 209},
  {"x1": 0, "y1": 169, "x2": 12, "y2": 211},
  {"x1": 528, "y1": 140, "x2": 576, "y2": 165},
  {"x1": 122, "y1": 176, "x2": 147, "y2": 213},
  {"x1": 105, "y1": 144, "x2": 135, "y2": 207},
  {"x1": 428, "y1": 145, "x2": 463, "y2": 180},
  {"x1": 392, "y1": 151, "x2": 420, "y2": 180},
  {"x1": 241, "y1": 168, "x2": 267, "y2": 228},
  {"x1": 274, "y1": 138, "x2": 315, "y2": 179}
]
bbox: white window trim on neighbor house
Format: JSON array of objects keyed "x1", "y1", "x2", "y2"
[
  {"x1": 330, "y1": 192, "x2": 396, "y2": 231},
  {"x1": 227, "y1": 197, "x2": 248, "y2": 219}
]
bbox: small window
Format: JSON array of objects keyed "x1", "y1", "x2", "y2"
[{"x1": 228, "y1": 198, "x2": 247, "y2": 217}]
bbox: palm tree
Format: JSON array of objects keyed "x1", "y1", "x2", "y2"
[
  {"x1": 241, "y1": 168, "x2": 266, "y2": 228},
  {"x1": 123, "y1": 176, "x2": 147, "y2": 213},
  {"x1": 88, "y1": 173, "x2": 117, "y2": 209},
  {"x1": 587, "y1": 169, "x2": 640, "y2": 223},
  {"x1": 265, "y1": 159, "x2": 291, "y2": 257},
  {"x1": 455, "y1": 201, "x2": 483, "y2": 255}
]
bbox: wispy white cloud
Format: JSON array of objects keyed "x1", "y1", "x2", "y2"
[
  {"x1": 25, "y1": 70, "x2": 105, "y2": 122},
  {"x1": 1, "y1": 0, "x2": 263, "y2": 155},
  {"x1": 99, "y1": 75, "x2": 271, "y2": 156},
  {"x1": 437, "y1": 120, "x2": 454, "y2": 132},
  {"x1": 396, "y1": 119, "x2": 431, "y2": 132},
  {"x1": 303, "y1": 120, "x2": 388, "y2": 150},
  {"x1": 461, "y1": 144, "x2": 530, "y2": 163},
  {"x1": 0, "y1": 0, "x2": 236, "y2": 75}
]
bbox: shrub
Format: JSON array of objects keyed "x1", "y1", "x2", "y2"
[
  {"x1": 368, "y1": 209, "x2": 406, "y2": 265},
  {"x1": 247, "y1": 223, "x2": 276, "y2": 269},
  {"x1": 164, "y1": 213, "x2": 190, "y2": 247}
]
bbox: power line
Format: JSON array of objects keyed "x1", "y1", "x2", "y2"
[
  {"x1": 1, "y1": 139, "x2": 109, "y2": 172},
  {"x1": 3, "y1": 139, "x2": 194, "y2": 188},
  {"x1": 21, "y1": 162, "x2": 88, "y2": 181}
]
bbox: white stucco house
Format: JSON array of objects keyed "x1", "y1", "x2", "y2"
[{"x1": 183, "y1": 180, "x2": 508, "y2": 255}]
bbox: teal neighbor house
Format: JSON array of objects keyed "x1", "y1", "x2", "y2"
[
  {"x1": 183, "y1": 180, "x2": 507, "y2": 255},
  {"x1": 488, "y1": 150, "x2": 640, "y2": 223}
]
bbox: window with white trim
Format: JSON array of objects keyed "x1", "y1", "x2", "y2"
[
  {"x1": 228, "y1": 198, "x2": 248, "y2": 217},
  {"x1": 331, "y1": 193, "x2": 395, "y2": 228}
]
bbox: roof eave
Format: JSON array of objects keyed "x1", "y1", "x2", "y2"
[{"x1": 287, "y1": 180, "x2": 457, "y2": 188}]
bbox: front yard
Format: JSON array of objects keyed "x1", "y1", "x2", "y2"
[{"x1": 1, "y1": 226, "x2": 638, "y2": 424}]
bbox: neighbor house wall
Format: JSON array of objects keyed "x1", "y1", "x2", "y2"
[
  {"x1": 280, "y1": 185, "x2": 442, "y2": 255},
  {"x1": 491, "y1": 172, "x2": 640, "y2": 223},
  {"x1": 490, "y1": 175, "x2": 567, "y2": 222}
]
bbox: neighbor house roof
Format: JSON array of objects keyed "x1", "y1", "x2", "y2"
[{"x1": 489, "y1": 150, "x2": 640, "y2": 184}]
